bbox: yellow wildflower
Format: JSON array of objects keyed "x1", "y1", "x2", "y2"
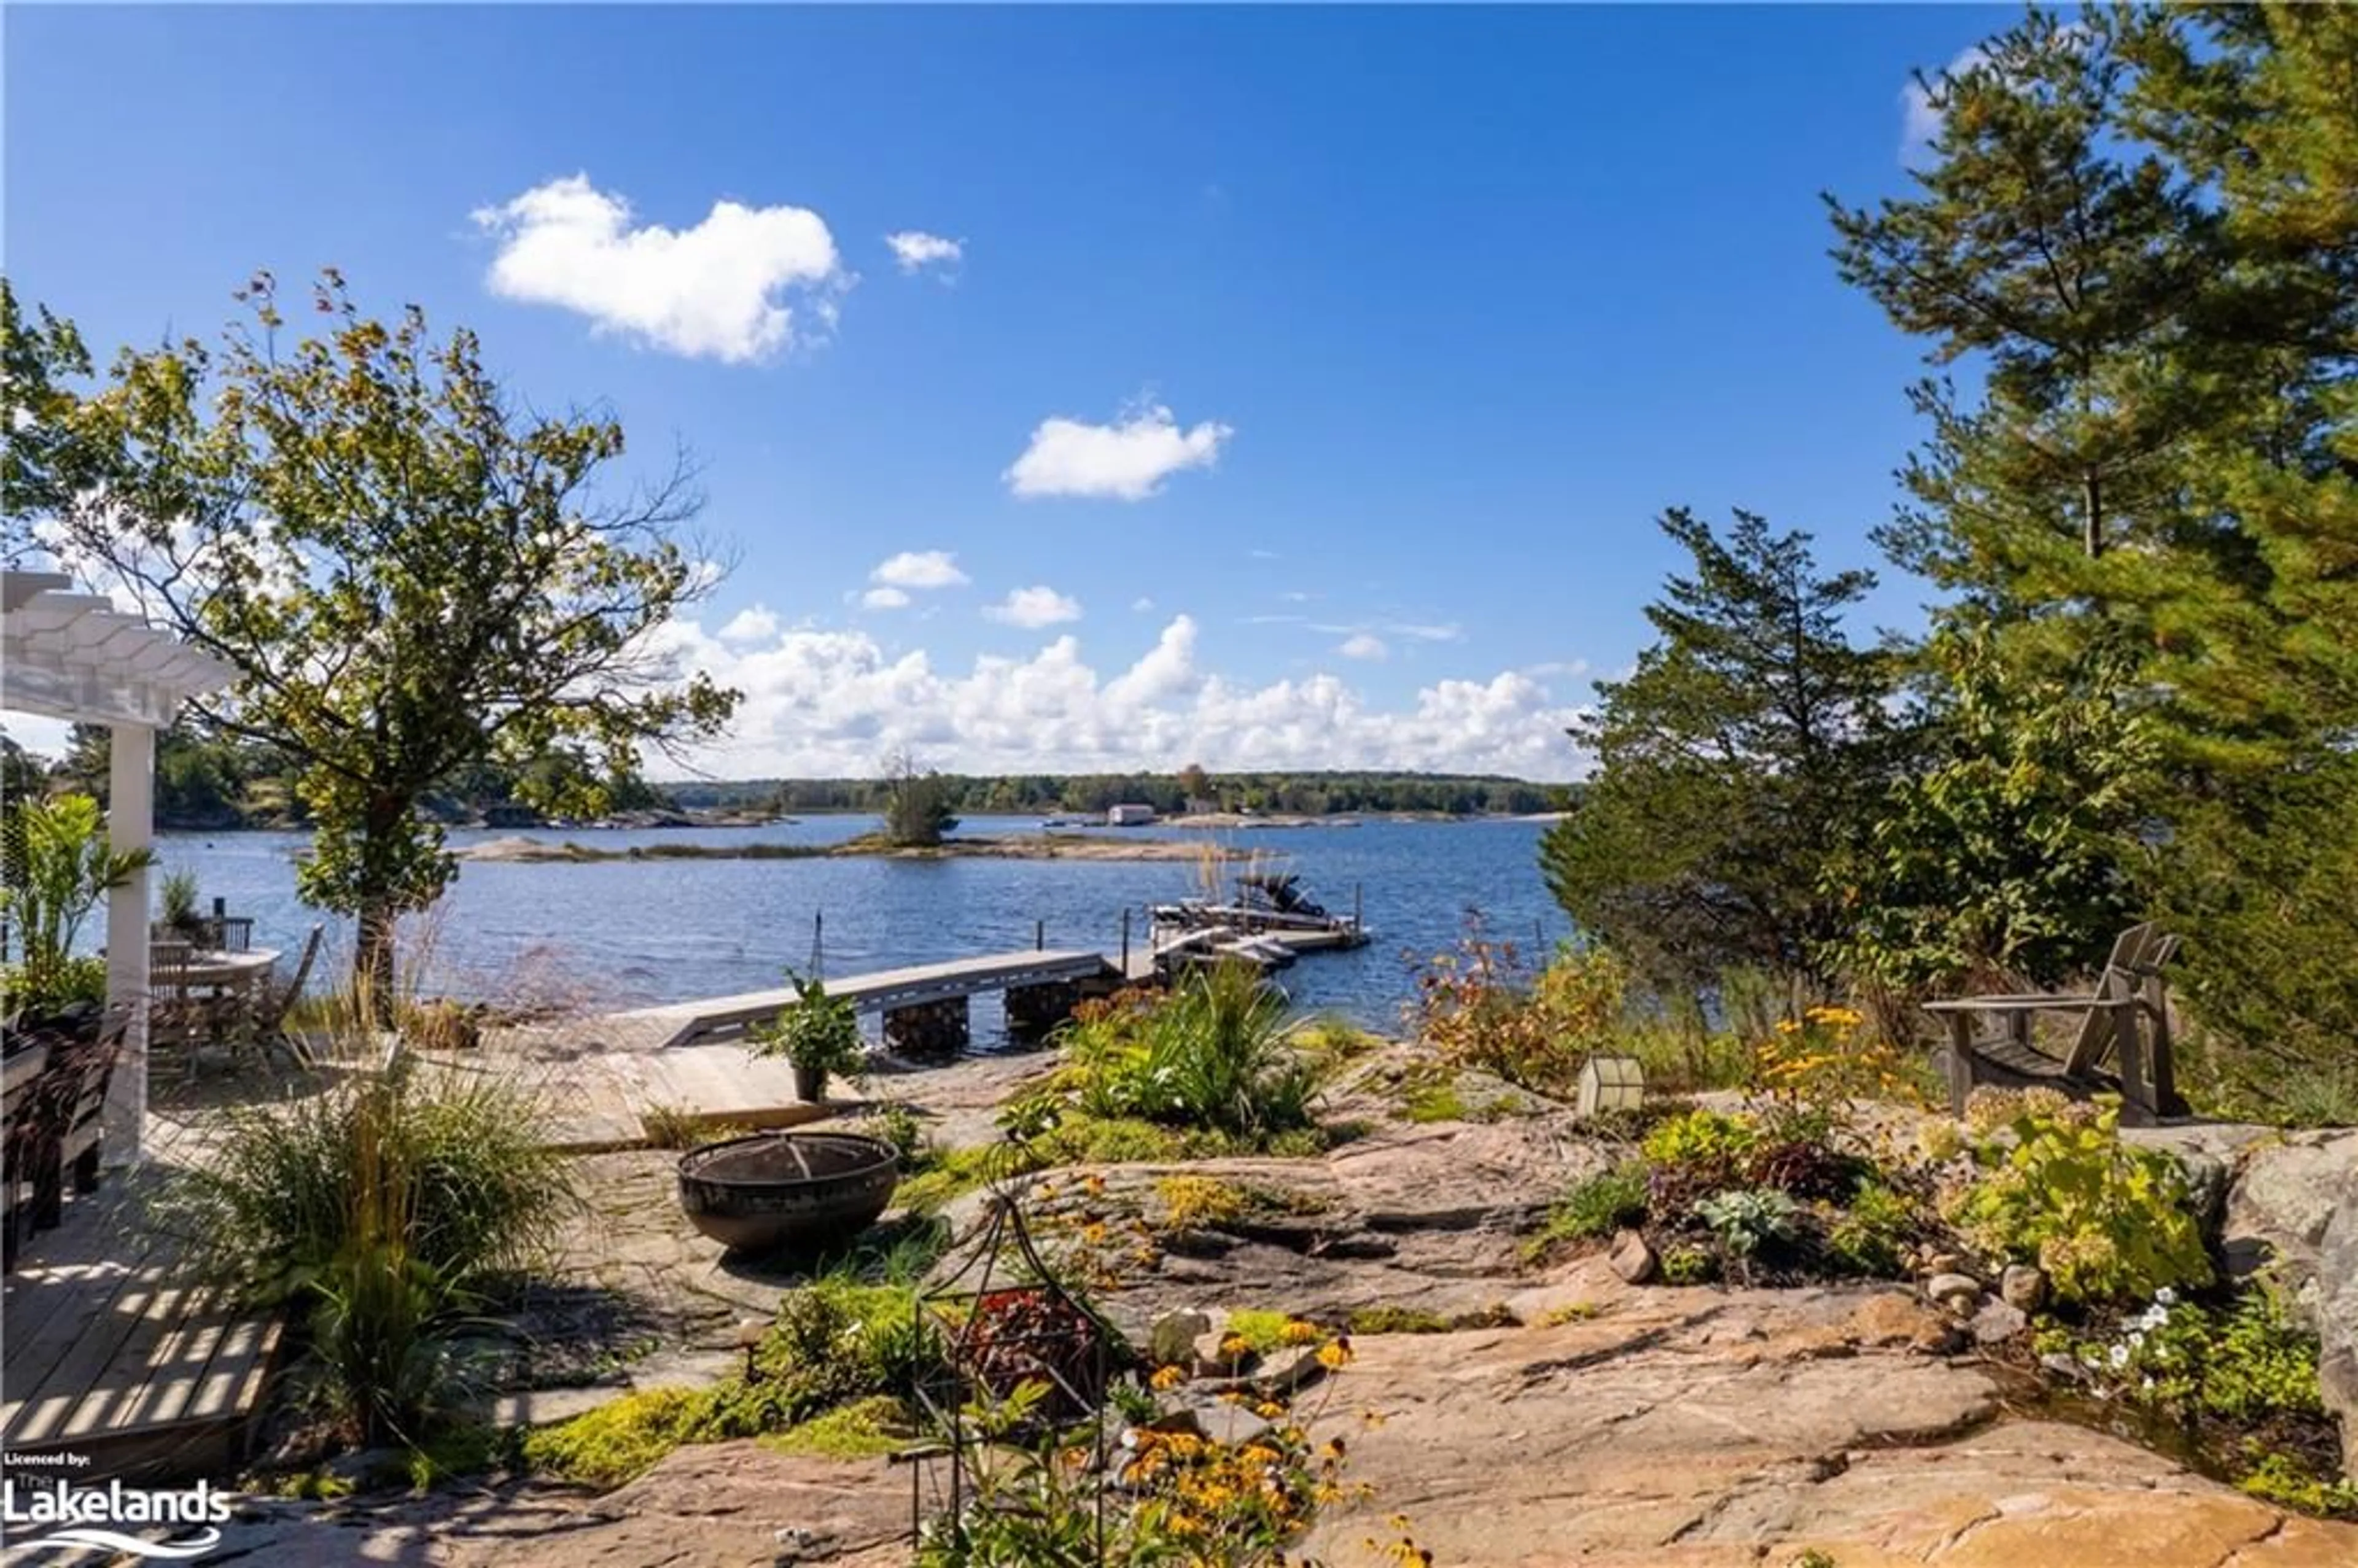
[
  {"x1": 1151, "y1": 1364, "x2": 1187, "y2": 1391},
  {"x1": 1316, "y1": 1340, "x2": 1354, "y2": 1370}
]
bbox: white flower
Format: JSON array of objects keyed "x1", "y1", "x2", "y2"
[
  {"x1": 2127, "y1": 1331, "x2": 2145, "y2": 1351},
  {"x1": 2154, "y1": 1287, "x2": 2176, "y2": 1306},
  {"x1": 2109, "y1": 1344, "x2": 2131, "y2": 1368}
]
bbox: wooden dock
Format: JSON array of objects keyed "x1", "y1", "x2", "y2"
[
  {"x1": 605, "y1": 947, "x2": 1119, "y2": 1050},
  {"x1": 471, "y1": 937, "x2": 1330, "y2": 1149},
  {"x1": 1, "y1": 1173, "x2": 282, "y2": 1481}
]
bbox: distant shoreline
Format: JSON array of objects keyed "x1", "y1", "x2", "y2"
[
  {"x1": 455, "y1": 833, "x2": 1252, "y2": 865},
  {"x1": 168, "y1": 809, "x2": 1565, "y2": 837}
]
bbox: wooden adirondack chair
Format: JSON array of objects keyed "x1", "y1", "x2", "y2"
[{"x1": 1924, "y1": 922, "x2": 2185, "y2": 1124}]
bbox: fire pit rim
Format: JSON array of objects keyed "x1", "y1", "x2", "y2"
[{"x1": 675, "y1": 1129, "x2": 899, "y2": 1189}]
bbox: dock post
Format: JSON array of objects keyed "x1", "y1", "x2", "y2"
[
  {"x1": 1035, "y1": 918, "x2": 1045, "y2": 952},
  {"x1": 1355, "y1": 883, "x2": 1363, "y2": 934},
  {"x1": 1121, "y1": 909, "x2": 1132, "y2": 974}
]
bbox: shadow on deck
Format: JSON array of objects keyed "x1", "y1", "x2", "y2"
[{"x1": 1, "y1": 1162, "x2": 283, "y2": 1483}]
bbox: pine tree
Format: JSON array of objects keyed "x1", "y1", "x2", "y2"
[{"x1": 1540, "y1": 509, "x2": 1896, "y2": 990}]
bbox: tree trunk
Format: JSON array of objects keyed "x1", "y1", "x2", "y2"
[
  {"x1": 354, "y1": 899, "x2": 398, "y2": 1025},
  {"x1": 2082, "y1": 470, "x2": 2104, "y2": 559},
  {"x1": 352, "y1": 792, "x2": 405, "y2": 1023}
]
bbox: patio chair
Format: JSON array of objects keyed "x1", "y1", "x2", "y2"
[
  {"x1": 226, "y1": 923, "x2": 325, "y2": 1071},
  {"x1": 193, "y1": 914, "x2": 255, "y2": 952},
  {"x1": 2, "y1": 1027, "x2": 53, "y2": 1270},
  {"x1": 4, "y1": 1004, "x2": 128, "y2": 1235},
  {"x1": 1923, "y1": 921, "x2": 2185, "y2": 1124},
  {"x1": 146, "y1": 936, "x2": 228, "y2": 1081}
]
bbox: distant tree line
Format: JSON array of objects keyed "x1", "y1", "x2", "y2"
[
  {"x1": 8, "y1": 721, "x2": 669, "y2": 832},
  {"x1": 667, "y1": 769, "x2": 1573, "y2": 818}
]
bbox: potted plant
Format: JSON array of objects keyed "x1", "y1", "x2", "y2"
[
  {"x1": 1, "y1": 793, "x2": 157, "y2": 1033},
  {"x1": 157, "y1": 868, "x2": 206, "y2": 942},
  {"x1": 749, "y1": 972, "x2": 866, "y2": 1102}
]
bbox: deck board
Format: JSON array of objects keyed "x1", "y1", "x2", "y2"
[{"x1": 1, "y1": 1174, "x2": 281, "y2": 1476}]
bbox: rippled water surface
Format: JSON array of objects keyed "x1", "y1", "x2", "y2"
[{"x1": 157, "y1": 816, "x2": 1568, "y2": 1032}]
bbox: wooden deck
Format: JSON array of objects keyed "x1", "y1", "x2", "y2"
[
  {"x1": 1, "y1": 1171, "x2": 282, "y2": 1481},
  {"x1": 604, "y1": 948, "x2": 1120, "y2": 1049},
  {"x1": 419, "y1": 1039, "x2": 842, "y2": 1152}
]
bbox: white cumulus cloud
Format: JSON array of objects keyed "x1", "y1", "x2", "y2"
[
  {"x1": 861, "y1": 586, "x2": 912, "y2": 611},
  {"x1": 871, "y1": 549, "x2": 970, "y2": 590},
  {"x1": 1003, "y1": 402, "x2": 1232, "y2": 502},
  {"x1": 885, "y1": 231, "x2": 963, "y2": 274},
  {"x1": 718, "y1": 605, "x2": 780, "y2": 645},
  {"x1": 984, "y1": 586, "x2": 1083, "y2": 629},
  {"x1": 1337, "y1": 633, "x2": 1388, "y2": 661},
  {"x1": 639, "y1": 615, "x2": 1593, "y2": 780},
  {"x1": 474, "y1": 174, "x2": 846, "y2": 362}
]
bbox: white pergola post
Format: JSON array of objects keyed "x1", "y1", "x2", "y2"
[
  {"x1": 4, "y1": 569, "x2": 236, "y2": 1168},
  {"x1": 103, "y1": 720, "x2": 156, "y2": 1165}
]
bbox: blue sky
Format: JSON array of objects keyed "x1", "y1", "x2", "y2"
[{"x1": 5, "y1": 4, "x2": 2008, "y2": 782}]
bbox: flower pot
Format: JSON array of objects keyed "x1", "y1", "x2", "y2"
[{"x1": 793, "y1": 1063, "x2": 828, "y2": 1102}]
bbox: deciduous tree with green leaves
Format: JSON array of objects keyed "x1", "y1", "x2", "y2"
[
  {"x1": 26, "y1": 271, "x2": 740, "y2": 1003},
  {"x1": 1, "y1": 278, "x2": 100, "y2": 567},
  {"x1": 1539, "y1": 508, "x2": 1897, "y2": 991}
]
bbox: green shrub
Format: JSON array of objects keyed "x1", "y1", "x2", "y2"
[
  {"x1": 1945, "y1": 1094, "x2": 2211, "y2": 1307},
  {"x1": 1641, "y1": 1108, "x2": 1759, "y2": 1171},
  {"x1": 1223, "y1": 1308, "x2": 1298, "y2": 1354},
  {"x1": 2080, "y1": 1287, "x2": 2322, "y2": 1423},
  {"x1": 1660, "y1": 1244, "x2": 1716, "y2": 1284},
  {"x1": 1826, "y1": 1182, "x2": 1917, "y2": 1278},
  {"x1": 868, "y1": 1101, "x2": 931, "y2": 1168},
  {"x1": 1408, "y1": 928, "x2": 1630, "y2": 1095},
  {"x1": 158, "y1": 1060, "x2": 574, "y2": 1443},
  {"x1": 1403, "y1": 1081, "x2": 1471, "y2": 1123},
  {"x1": 760, "y1": 1395, "x2": 917, "y2": 1459},
  {"x1": 2238, "y1": 1451, "x2": 2358, "y2": 1519},
  {"x1": 1694, "y1": 1188, "x2": 1799, "y2": 1260},
  {"x1": 1056, "y1": 964, "x2": 1318, "y2": 1141},
  {"x1": 1529, "y1": 1163, "x2": 1651, "y2": 1258},
  {"x1": 523, "y1": 1386, "x2": 704, "y2": 1486},
  {"x1": 1347, "y1": 1304, "x2": 1516, "y2": 1335},
  {"x1": 526, "y1": 1275, "x2": 944, "y2": 1487}
]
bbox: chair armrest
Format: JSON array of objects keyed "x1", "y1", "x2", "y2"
[{"x1": 1924, "y1": 994, "x2": 2105, "y2": 1014}]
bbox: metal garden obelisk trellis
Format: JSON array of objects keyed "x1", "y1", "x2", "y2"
[{"x1": 906, "y1": 1187, "x2": 1116, "y2": 1558}]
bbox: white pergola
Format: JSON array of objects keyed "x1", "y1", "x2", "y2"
[{"x1": 2, "y1": 569, "x2": 239, "y2": 1162}]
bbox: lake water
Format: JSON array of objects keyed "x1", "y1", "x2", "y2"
[{"x1": 154, "y1": 816, "x2": 1570, "y2": 1036}]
